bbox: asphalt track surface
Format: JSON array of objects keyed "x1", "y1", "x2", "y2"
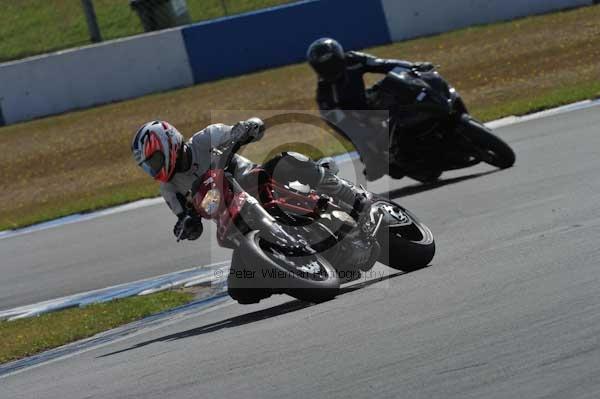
[
  {"x1": 2, "y1": 106, "x2": 600, "y2": 398},
  {"x1": 0, "y1": 196, "x2": 232, "y2": 310}
]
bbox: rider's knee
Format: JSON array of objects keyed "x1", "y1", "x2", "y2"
[{"x1": 265, "y1": 152, "x2": 322, "y2": 186}]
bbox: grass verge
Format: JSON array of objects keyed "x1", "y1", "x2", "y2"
[
  {"x1": 0, "y1": 0, "x2": 293, "y2": 62},
  {"x1": 0, "y1": 290, "x2": 194, "y2": 364},
  {"x1": 1, "y1": 4, "x2": 599, "y2": 231}
]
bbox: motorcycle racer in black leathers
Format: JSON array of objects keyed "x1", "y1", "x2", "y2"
[
  {"x1": 307, "y1": 38, "x2": 434, "y2": 180},
  {"x1": 308, "y1": 37, "x2": 434, "y2": 111}
]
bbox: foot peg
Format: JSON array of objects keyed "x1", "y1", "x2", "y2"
[{"x1": 317, "y1": 157, "x2": 339, "y2": 175}]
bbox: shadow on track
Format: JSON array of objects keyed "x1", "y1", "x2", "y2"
[
  {"x1": 98, "y1": 269, "x2": 419, "y2": 358},
  {"x1": 380, "y1": 170, "x2": 498, "y2": 199}
]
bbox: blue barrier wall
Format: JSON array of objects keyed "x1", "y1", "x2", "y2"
[{"x1": 182, "y1": 0, "x2": 391, "y2": 84}]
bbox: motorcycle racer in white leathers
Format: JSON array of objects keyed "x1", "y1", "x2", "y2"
[{"x1": 131, "y1": 118, "x2": 369, "y2": 240}]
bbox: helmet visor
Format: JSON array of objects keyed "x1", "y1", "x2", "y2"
[
  {"x1": 313, "y1": 57, "x2": 345, "y2": 82},
  {"x1": 140, "y1": 151, "x2": 165, "y2": 178}
]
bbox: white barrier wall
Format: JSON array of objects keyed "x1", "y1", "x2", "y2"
[
  {"x1": 381, "y1": 0, "x2": 594, "y2": 41},
  {"x1": 0, "y1": 28, "x2": 193, "y2": 125}
]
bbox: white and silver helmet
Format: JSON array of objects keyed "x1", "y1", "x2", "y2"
[{"x1": 131, "y1": 121, "x2": 183, "y2": 182}]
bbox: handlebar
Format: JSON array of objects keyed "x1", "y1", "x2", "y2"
[
  {"x1": 209, "y1": 139, "x2": 243, "y2": 174},
  {"x1": 409, "y1": 64, "x2": 440, "y2": 76}
]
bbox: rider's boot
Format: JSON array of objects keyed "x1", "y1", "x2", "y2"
[{"x1": 316, "y1": 170, "x2": 372, "y2": 221}]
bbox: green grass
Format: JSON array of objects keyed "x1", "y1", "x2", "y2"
[
  {"x1": 1, "y1": 4, "x2": 599, "y2": 231},
  {"x1": 8, "y1": 180, "x2": 161, "y2": 231},
  {"x1": 0, "y1": 0, "x2": 293, "y2": 62},
  {"x1": 0, "y1": 290, "x2": 194, "y2": 364},
  {"x1": 474, "y1": 80, "x2": 600, "y2": 122}
]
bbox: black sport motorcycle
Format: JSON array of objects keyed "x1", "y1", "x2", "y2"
[{"x1": 325, "y1": 66, "x2": 516, "y2": 182}]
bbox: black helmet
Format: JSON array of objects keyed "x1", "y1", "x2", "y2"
[{"x1": 307, "y1": 38, "x2": 346, "y2": 82}]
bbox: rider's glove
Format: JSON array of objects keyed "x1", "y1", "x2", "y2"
[
  {"x1": 231, "y1": 117, "x2": 265, "y2": 145},
  {"x1": 173, "y1": 214, "x2": 204, "y2": 241},
  {"x1": 413, "y1": 62, "x2": 435, "y2": 72}
]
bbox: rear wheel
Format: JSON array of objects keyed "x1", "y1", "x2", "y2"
[
  {"x1": 374, "y1": 200, "x2": 435, "y2": 272},
  {"x1": 460, "y1": 117, "x2": 515, "y2": 169}
]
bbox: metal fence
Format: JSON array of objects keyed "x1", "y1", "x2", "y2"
[{"x1": 0, "y1": 0, "x2": 293, "y2": 62}]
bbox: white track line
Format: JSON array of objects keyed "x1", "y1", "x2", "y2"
[
  {"x1": 1, "y1": 98, "x2": 599, "y2": 241},
  {"x1": 0, "y1": 261, "x2": 230, "y2": 321},
  {"x1": 0, "y1": 197, "x2": 165, "y2": 240},
  {"x1": 0, "y1": 296, "x2": 235, "y2": 379}
]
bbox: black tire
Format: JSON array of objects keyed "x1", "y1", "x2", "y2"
[
  {"x1": 228, "y1": 251, "x2": 273, "y2": 304},
  {"x1": 229, "y1": 231, "x2": 340, "y2": 304},
  {"x1": 388, "y1": 165, "x2": 405, "y2": 180},
  {"x1": 374, "y1": 200, "x2": 436, "y2": 272},
  {"x1": 408, "y1": 169, "x2": 443, "y2": 184},
  {"x1": 461, "y1": 117, "x2": 516, "y2": 169}
]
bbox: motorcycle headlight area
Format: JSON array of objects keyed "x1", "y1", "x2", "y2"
[{"x1": 200, "y1": 188, "x2": 221, "y2": 216}]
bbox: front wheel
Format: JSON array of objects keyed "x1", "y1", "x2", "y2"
[
  {"x1": 407, "y1": 169, "x2": 443, "y2": 184},
  {"x1": 229, "y1": 231, "x2": 340, "y2": 304},
  {"x1": 374, "y1": 200, "x2": 435, "y2": 272},
  {"x1": 228, "y1": 250, "x2": 273, "y2": 304},
  {"x1": 460, "y1": 117, "x2": 516, "y2": 169}
]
